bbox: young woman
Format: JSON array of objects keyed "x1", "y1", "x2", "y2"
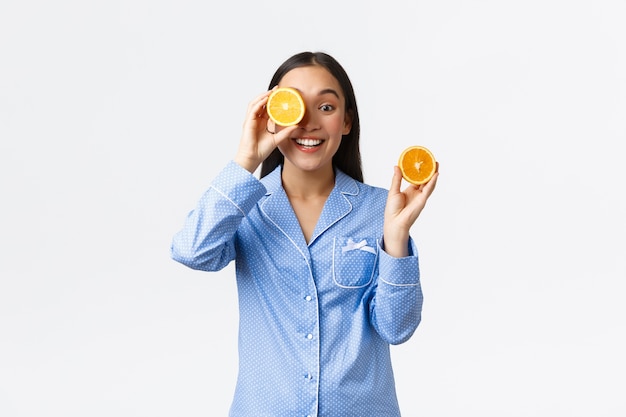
[{"x1": 171, "y1": 51, "x2": 439, "y2": 417}]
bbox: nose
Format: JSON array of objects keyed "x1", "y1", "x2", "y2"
[{"x1": 297, "y1": 106, "x2": 318, "y2": 131}]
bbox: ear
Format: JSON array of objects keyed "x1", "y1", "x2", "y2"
[{"x1": 342, "y1": 110, "x2": 353, "y2": 135}]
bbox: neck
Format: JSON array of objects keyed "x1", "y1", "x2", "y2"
[{"x1": 281, "y1": 163, "x2": 335, "y2": 199}]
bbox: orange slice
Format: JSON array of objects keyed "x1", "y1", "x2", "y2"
[
  {"x1": 266, "y1": 87, "x2": 305, "y2": 126},
  {"x1": 398, "y1": 145, "x2": 437, "y2": 185}
]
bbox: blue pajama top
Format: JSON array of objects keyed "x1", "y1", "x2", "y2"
[{"x1": 171, "y1": 161, "x2": 423, "y2": 417}]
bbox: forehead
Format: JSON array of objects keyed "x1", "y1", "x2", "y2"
[{"x1": 278, "y1": 66, "x2": 344, "y2": 99}]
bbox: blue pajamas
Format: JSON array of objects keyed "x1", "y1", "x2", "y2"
[{"x1": 171, "y1": 161, "x2": 423, "y2": 417}]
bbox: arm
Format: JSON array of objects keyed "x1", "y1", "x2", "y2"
[
  {"x1": 170, "y1": 161, "x2": 266, "y2": 271},
  {"x1": 171, "y1": 88, "x2": 295, "y2": 270},
  {"x1": 370, "y1": 239, "x2": 423, "y2": 345},
  {"x1": 370, "y1": 163, "x2": 439, "y2": 343}
]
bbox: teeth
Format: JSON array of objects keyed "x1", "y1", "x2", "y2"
[{"x1": 295, "y1": 138, "x2": 323, "y2": 147}]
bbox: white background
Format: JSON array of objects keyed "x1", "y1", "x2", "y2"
[{"x1": 1, "y1": 0, "x2": 625, "y2": 416}]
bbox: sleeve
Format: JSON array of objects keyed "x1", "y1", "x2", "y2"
[
  {"x1": 369, "y1": 237, "x2": 423, "y2": 345},
  {"x1": 170, "y1": 160, "x2": 267, "y2": 272}
]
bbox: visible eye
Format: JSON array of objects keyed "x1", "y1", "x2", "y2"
[{"x1": 319, "y1": 104, "x2": 335, "y2": 112}]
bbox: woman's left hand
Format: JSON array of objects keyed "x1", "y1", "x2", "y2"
[{"x1": 383, "y1": 164, "x2": 439, "y2": 257}]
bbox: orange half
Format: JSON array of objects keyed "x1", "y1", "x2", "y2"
[
  {"x1": 266, "y1": 87, "x2": 305, "y2": 126},
  {"x1": 398, "y1": 145, "x2": 437, "y2": 185}
]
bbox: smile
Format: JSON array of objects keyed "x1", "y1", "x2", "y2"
[{"x1": 294, "y1": 138, "x2": 323, "y2": 148}]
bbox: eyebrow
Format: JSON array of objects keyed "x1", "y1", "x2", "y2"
[{"x1": 318, "y1": 88, "x2": 340, "y2": 99}]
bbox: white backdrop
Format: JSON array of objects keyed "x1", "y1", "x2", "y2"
[{"x1": 1, "y1": 1, "x2": 625, "y2": 416}]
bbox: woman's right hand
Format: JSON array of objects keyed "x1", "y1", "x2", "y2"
[{"x1": 233, "y1": 89, "x2": 297, "y2": 173}]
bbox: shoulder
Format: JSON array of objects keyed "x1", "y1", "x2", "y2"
[
  {"x1": 357, "y1": 180, "x2": 388, "y2": 197},
  {"x1": 336, "y1": 170, "x2": 388, "y2": 205}
]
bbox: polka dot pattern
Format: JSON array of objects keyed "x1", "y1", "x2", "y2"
[{"x1": 171, "y1": 161, "x2": 423, "y2": 417}]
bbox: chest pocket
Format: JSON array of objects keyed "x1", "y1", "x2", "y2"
[{"x1": 332, "y1": 237, "x2": 379, "y2": 288}]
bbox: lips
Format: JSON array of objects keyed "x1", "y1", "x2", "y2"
[{"x1": 294, "y1": 138, "x2": 323, "y2": 147}]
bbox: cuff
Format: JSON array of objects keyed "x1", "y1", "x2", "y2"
[
  {"x1": 209, "y1": 160, "x2": 267, "y2": 214},
  {"x1": 378, "y1": 238, "x2": 420, "y2": 286}
]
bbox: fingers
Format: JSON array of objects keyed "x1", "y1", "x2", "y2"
[
  {"x1": 271, "y1": 124, "x2": 297, "y2": 146},
  {"x1": 246, "y1": 90, "x2": 272, "y2": 124},
  {"x1": 395, "y1": 162, "x2": 439, "y2": 214},
  {"x1": 420, "y1": 163, "x2": 440, "y2": 196},
  {"x1": 389, "y1": 166, "x2": 403, "y2": 194},
  {"x1": 392, "y1": 162, "x2": 439, "y2": 192}
]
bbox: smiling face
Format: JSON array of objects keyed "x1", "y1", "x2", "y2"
[{"x1": 274, "y1": 65, "x2": 352, "y2": 177}]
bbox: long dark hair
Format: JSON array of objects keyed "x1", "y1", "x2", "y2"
[{"x1": 259, "y1": 51, "x2": 363, "y2": 182}]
